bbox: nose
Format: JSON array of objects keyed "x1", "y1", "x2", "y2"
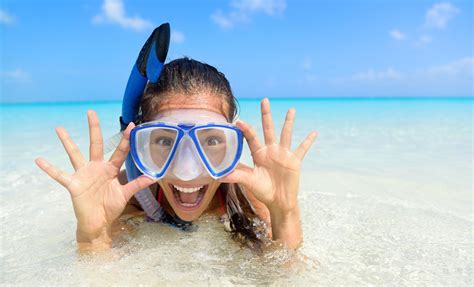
[{"x1": 171, "y1": 137, "x2": 206, "y2": 181}]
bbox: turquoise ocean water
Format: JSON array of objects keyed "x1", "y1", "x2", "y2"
[{"x1": 1, "y1": 98, "x2": 472, "y2": 285}]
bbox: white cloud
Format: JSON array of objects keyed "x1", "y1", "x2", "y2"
[
  {"x1": 351, "y1": 67, "x2": 402, "y2": 81},
  {"x1": 335, "y1": 58, "x2": 472, "y2": 83},
  {"x1": 425, "y1": 57, "x2": 474, "y2": 77},
  {"x1": 211, "y1": 0, "x2": 286, "y2": 29},
  {"x1": 419, "y1": 35, "x2": 432, "y2": 43},
  {"x1": 425, "y1": 2, "x2": 460, "y2": 29},
  {"x1": 264, "y1": 76, "x2": 277, "y2": 88},
  {"x1": 211, "y1": 10, "x2": 233, "y2": 29},
  {"x1": 389, "y1": 29, "x2": 405, "y2": 40},
  {"x1": 300, "y1": 57, "x2": 313, "y2": 71},
  {"x1": 93, "y1": 0, "x2": 152, "y2": 31},
  {"x1": 0, "y1": 69, "x2": 31, "y2": 81},
  {"x1": 414, "y1": 34, "x2": 432, "y2": 47},
  {"x1": 326, "y1": 57, "x2": 472, "y2": 96},
  {"x1": 301, "y1": 73, "x2": 318, "y2": 85},
  {"x1": 298, "y1": 57, "x2": 318, "y2": 85},
  {"x1": 0, "y1": 9, "x2": 15, "y2": 25},
  {"x1": 171, "y1": 30, "x2": 185, "y2": 44},
  {"x1": 211, "y1": 10, "x2": 241, "y2": 29},
  {"x1": 231, "y1": 0, "x2": 286, "y2": 15}
]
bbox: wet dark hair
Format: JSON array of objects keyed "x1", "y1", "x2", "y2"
[
  {"x1": 141, "y1": 57, "x2": 237, "y2": 122},
  {"x1": 139, "y1": 57, "x2": 269, "y2": 250}
]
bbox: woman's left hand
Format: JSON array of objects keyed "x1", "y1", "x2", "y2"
[{"x1": 220, "y1": 98, "x2": 317, "y2": 247}]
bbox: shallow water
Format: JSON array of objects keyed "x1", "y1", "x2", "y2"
[{"x1": 1, "y1": 98, "x2": 472, "y2": 285}]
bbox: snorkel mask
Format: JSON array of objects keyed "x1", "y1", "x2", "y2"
[{"x1": 130, "y1": 109, "x2": 243, "y2": 182}]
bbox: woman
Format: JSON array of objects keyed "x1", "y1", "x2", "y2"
[{"x1": 35, "y1": 58, "x2": 317, "y2": 252}]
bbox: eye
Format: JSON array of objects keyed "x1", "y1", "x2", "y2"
[
  {"x1": 206, "y1": 136, "x2": 223, "y2": 146},
  {"x1": 153, "y1": 137, "x2": 174, "y2": 147}
]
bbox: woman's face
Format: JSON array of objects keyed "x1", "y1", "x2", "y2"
[{"x1": 152, "y1": 92, "x2": 230, "y2": 221}]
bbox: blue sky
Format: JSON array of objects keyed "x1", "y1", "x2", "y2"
[{"x1": 0, "y1": 0, "x2": 472, "y2": 103}]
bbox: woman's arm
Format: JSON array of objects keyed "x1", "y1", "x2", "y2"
[{"x1": 268, "y1": 204, "x2": 302, "y2": 249}]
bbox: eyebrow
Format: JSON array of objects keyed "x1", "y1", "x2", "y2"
[
  {"x1": 151, "y1": 129, "x2": 176, "y2": 136},
  {"x1": 197, "y1": 129, "x2": 225, "y2": 135}
]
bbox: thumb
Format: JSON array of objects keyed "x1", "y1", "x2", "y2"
[
  {"x1": 121, "y1": 175, "x2": 156, "y2": 201},
  {"x1": 219, "y1": 163, "x2": 254, "y2": 189}
]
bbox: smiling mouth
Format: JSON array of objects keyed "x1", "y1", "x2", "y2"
[{"x1": 169, "y1": 184, "x2": 208, "y2": 210}]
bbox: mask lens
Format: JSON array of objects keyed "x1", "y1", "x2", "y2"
[
  {"x1": 134, "y1": 127, "x2": 178, "y2": 174},
  {"x1": 195, "y1": 127, "x2": 238, "y2": 174}
]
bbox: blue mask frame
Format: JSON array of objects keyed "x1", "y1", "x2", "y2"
[{"x1": 130, "y1": 122, "x2": 244, "y2": 180}]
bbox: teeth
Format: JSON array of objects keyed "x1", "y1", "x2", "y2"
[{"x1": 173, "y1": 185, "x2": 203, "y2": 193}]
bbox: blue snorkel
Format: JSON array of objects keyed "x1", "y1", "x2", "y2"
[{"x1": 120, "y1": 23, "x2": 170, "y2": 222}]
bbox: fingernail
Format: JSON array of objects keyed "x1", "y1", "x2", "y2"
[
  {"x1": 35, "y1": 157, "x2": 46, "y2": 166},
  {"x1": 55, "y1": 126, "x2": 61, "y2": 133}
]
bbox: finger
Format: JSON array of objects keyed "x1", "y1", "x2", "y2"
[
  {"x1": 121, "y1": 175, "x2": 156, "y2": 201},
  {"x1": 235, "y1": 120, "x2": 262, "y2": 154},
  {"x1": 294, "y1": 131, "x2": 318, "y2": 160},
  {"x1": 35, "y1": 157, "x2": 72, "y2": 188},
  {"x1": 109, "y1": 123, "x2": 134, "y2": 169},
  {"x1": 55, "y1": 127, "x2": 87, "y2": 171},
  {"x1": 88, "y1": 110, "x2": 104, "y2": 162},
  {"x1": 219, "y1": 163, "x2": 254, "y2": 188},
  {"x1": 261, "y1": 98, "x2": 276, "y2": 145},
  {"x1": 280, "y1": 108, "x2": 295, "y2": 149}
]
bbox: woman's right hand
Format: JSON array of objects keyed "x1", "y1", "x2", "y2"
[{"x1": 35, "y1": 110, "x2": 155, "y2": 248}]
